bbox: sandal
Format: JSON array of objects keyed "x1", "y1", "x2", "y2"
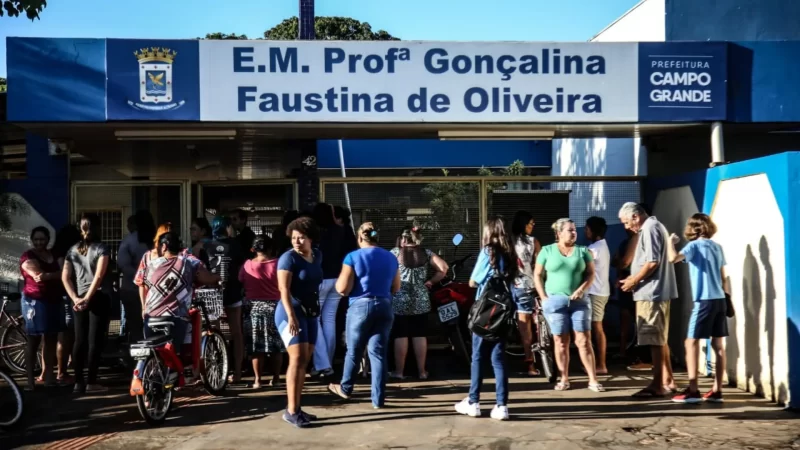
[
  {"x1": 524, "y1": 360, "x2": 540, "y2": 376},
  {"x1": 327, "y1": 383, "x2": 351, "y2": 400},
  {"x1": 389, "y1": 372, "x2": 406, "y2": 380},
  {"x1": 418, "y1": 371, "x2": 429, "y2": 380},
  {"x1": 663, "y1": 385, "x2": 679, "y2": 394},
  {"x1": 588, "y1": 384, "x2": 606, "y2": 393},
  {"x1": 554, "y1": 382, "x2": 571, "y2": 391}
]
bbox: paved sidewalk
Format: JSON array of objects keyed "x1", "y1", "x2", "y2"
[{"x1": 6, "y1": 370, "x2": 799, "y2": 449}]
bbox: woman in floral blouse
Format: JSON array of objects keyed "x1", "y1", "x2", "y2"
[{"x1": 389, "y1": 228, "x2": 449, "y2": 380}]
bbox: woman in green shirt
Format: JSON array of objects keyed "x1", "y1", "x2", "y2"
[{"x1": 533, "y1": 218, "x2": 604, "y2": 393}]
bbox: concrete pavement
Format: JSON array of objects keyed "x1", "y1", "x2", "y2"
[{"x1": 5, "y1": 369, "x2": 799, "y2": 450}]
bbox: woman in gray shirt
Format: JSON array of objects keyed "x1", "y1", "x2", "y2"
[{"x1": 62, "y1": 213, "x2": 111, "y2": 394}]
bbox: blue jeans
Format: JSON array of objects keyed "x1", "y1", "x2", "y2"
[
  {"x1": 469, "y1": 334, "x2": 509, "y2": 406},
  {"x1": 340, "y1": 297, "x2": 394, "y2": 407}
]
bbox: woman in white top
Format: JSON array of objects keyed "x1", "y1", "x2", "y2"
[{"x1": 585, "y1": 217, "x2": 610, "y2": 375}]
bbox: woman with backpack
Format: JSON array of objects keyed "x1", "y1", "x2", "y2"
[
  {"x1": 533, "y1": 218, "x2": 603, "y2": 393},
  {"x1": 455, "y1": 217, "x2": 517, "y2": 421}
]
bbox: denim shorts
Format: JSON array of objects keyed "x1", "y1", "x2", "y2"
[
  {"x1": 542, "y1": 294, "x2": 591, "y2": 335},
  {"x1": 21, "y1": 294, "x2": 65, "y2": 336},
  {"x1": 511, "y1": 287, "x2": 534, "y2": 315}
]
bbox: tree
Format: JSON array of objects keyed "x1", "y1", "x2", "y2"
[
  {"x1": 0, "y1": 78, "x2": 6, "y2": 93},
  {"x1": 201, "y1": 32, "x2": 248, "y2": 40},
  {"x1": 264, "y1": 16, "x2": 398, "y2": 40},
  {"x1": 1, "y1": 0, "x2": 46, "y2": 19}
]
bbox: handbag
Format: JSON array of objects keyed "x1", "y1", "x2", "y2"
[
  {"x1": 297, "y1": 291, "x2": 320, "y2": 318},
  {"x1": 725, "y1": 293, "x2": 735, "y2": 318}
]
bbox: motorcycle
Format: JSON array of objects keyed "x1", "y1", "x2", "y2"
[{"x1": 429, "y1": 234, "x2": 476, "y2": 368}]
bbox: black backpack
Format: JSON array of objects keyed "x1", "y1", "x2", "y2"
[{"x1": 467, "y1": 274, "x2": 516, "y2": 341}]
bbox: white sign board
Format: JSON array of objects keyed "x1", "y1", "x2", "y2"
[{"x1": 199, "y1": 41, "x2": 639, "y2": 123}]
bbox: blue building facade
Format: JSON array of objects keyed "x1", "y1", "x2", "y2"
[{"x1": 2, "y1": 0, "x2": 800, "y2": 408}]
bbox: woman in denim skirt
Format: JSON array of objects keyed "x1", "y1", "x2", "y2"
[{"x1": 20, "y1": 226, "x2": 65, "y2": 390}]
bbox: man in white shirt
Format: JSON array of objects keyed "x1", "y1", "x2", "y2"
[{"x1": 585, "y1": 217, "x2": 611, "y2": 375}]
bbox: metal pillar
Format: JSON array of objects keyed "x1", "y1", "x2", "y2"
[{"x1": 711, "y1": 121, "x2": 725, "y2": 166}]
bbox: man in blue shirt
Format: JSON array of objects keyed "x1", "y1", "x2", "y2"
[{"x1": 667, "y1": 213, "x2": 729, "y2": 404}]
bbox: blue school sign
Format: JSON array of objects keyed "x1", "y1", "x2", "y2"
[{"x1": 7, "y1": 37, "x2": 727, "y2": 123}]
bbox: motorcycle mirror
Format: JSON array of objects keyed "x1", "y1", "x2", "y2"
[{"x1": 452, "y1": 234, "x2": 463, "y2": 246}]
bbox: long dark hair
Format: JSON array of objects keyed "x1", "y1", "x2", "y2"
[
  {"x1": 511, "y1": 210, "x2": 533, "y2": 241},
  {"x1": 52, "y1": 224, "x2": 82, "y2": 260},
  {"x1": 135, "y1": 210, "x2": 156, "y2": 246},
  {"x1": 78, "y1": 213, "x2": 101, "y2": 256},
  {"x1": 482, "y1": 216, "x2": 518, "y2": 281}
]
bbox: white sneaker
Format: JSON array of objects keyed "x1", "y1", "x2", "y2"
[
  {"x1": 490, "y1": 405, "x2": 509, "y2": 421},
  {"x1": 454, "y1": 398, "x2": 481, "y2": 417}
]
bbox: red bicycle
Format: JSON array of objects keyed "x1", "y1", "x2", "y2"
[{"x1": 128, "y1": 289, "x2": 229, "y2": 425}]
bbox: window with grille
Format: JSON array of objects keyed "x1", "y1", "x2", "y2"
[{"x1": 323, "y1": 181, "x2": 480, "y2": 281}]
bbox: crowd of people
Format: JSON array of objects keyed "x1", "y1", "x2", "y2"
[{"x1": 16, "y1": 200, "x2": 730, "y2": 426}]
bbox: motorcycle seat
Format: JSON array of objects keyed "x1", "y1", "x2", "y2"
[{"x1": 131, "y1": 334, "x2": 172, "y2": 349}]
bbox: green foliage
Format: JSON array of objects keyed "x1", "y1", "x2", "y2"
[
  {"x1": 264, "y1": 16, "x2": 399, "y2": 41},
  {"x1": 1, "y1": 0, "x2": 46, "y2": 20},
  {"x1": 202, "y1": 32, "x2": 249, "y2": 40},
  {"x1": 0, "y1": 78, "x2": 6, "y2": 93}
]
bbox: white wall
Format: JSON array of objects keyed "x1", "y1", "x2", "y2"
[
  {"x1": 0, "y1": 194, "x2": 55, "y2": 289},
  {"x1": 710, "y1": 174, "x2": 788, "y2": 404},
  {"x1": 551, "y1": 137, "x2": 647, "y2": 225},
  {"x1": 591, "y1": 0, "x2": 666, "y2": 42}
]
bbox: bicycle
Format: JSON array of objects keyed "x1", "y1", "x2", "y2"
[
  {"x1": 0, "y1": 293, "x2": 41, "y2": 375},
  {"x1": 506, "y1": 296, "x2": 557, "y2": 383},
  {"x1": 129, "y1": 289, "x2": 229, "y2": 425},
  {"x1": 0, "y1": 366, "x2": 24, "y2": 428}
]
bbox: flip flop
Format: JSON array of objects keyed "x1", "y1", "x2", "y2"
[
  {"x1": 588, "y1": 384, "x2": 606, "y2": 393},
  {"x1": 554, "y1": 382, "x2": 571, "y2": 391},
  {"x1": 663, "y1": 385, "x2": 679, "y2": 394},
  {"x1": 632, "y1": 388, "x2": 665, "y2": 398}
]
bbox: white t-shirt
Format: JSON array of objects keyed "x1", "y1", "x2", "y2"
[{"x1": 587, "y1": 239, "x2": 610, "y2": 296}]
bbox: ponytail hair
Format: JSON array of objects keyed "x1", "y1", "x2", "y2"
[
  {"x1": 358, "y1": 222, "x2": 380, "y2": 245},
  {"x1": 253, "y1": 235, "x2": 276, "y2": 258},
  {"x1": 78, "y1": 213, "x2": 101, "y2": 256}
]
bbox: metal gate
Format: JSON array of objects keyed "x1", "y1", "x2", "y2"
[{"x1": 321, "y1": 176, "x2": 642, "y2": 279}]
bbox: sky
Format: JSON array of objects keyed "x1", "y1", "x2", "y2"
[{"x1": 0, "y1": 0, "x2": 641, "y2": 77}]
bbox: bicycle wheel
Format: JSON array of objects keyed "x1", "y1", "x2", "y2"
[
  {"x1": 0, "y1": 369, "x2": 24, "y2": 427},
  {"x1": 136, "y1": 355, "x2": 173, "y2": 426},
  {"x1": 1, "y1": 322, "x2": 40, "y2": 375},
  {"x1": 536, "y1": 313, "x2": 558, "y2": 383},
  {"x1": 449, "y1": 325, "x2": 472, "y2": 369},
  {"x1": 200, "y1": 330, "x2": 229, "y2": 395}
]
